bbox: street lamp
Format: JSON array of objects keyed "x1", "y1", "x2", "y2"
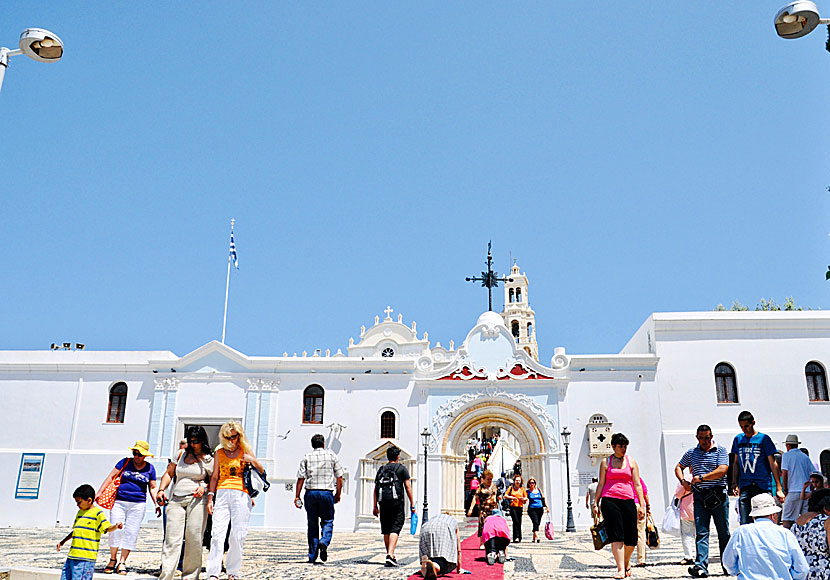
[
  {"x1": 0, "y1": 28, "x2": 64, "y2": 94},
  {"x1": 561, "y1": 427, "x2": 576, "y2": 532},
  {"x1": 774, "y1": 1, "x2": 830, "y2": 39},
  {"x1": 421, "y1": 427, "x2": 431, "y2": 524}
]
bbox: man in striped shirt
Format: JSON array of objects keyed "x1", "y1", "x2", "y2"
[{"x1": 675, "y1": 424, "x2": 730, "y2": 579}]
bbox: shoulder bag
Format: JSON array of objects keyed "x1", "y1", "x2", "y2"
[
  {"x1": 97, "y1": 458, "x2": 129, "y2": 509},
  {"x1": 692, "y1": 483, "x2": 724, "y2": 511},
  {"x1": 242, "y1": 463, "x2": 270, "y2": 498}
]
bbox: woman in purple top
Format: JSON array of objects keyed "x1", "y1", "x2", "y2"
[{"x1": 96, "y1": 440, "x2": 160, "y2": 575}]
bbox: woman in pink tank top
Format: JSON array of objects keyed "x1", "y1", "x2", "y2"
[{"x1": 593, "y1": 433, "x2": 646, "y2": 578}]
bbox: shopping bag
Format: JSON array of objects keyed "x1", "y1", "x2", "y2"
[
  {"x1": 646, "y1": 513, "x2": 660, "y2": 548},
  {"x1": 590, "y1": 520, "x2": 610, "y2": 550},
  {"x1": 96, "y1": 459, "x2": 128, "y2": 509},
  {"x1": 410, "y1": 510, "x2": 419, "y2": 535},
  {"x1": 661, "y1": 498, "x2": 681, "y2": 536},
  {"x1": 544, "y1": 513, "x2": 554, "y2": 540}
]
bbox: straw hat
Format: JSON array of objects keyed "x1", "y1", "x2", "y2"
[{"x1": 129, "y1": 440, "x2": 155, "y2": 457}]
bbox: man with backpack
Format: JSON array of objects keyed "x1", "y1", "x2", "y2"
[{"x1": 373, "y1": 445, "x2": 415, "y2": 567}]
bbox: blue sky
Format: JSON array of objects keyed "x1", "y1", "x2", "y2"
[{"x1": 3, "y1": 3, "x2": 829, "y2": 359}]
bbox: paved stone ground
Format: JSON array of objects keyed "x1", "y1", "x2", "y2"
[{"x1": 0, "y1": 519, "x2": 728, "y2": 579}]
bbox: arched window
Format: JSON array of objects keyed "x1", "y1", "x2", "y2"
[
  {"x1": 303, "y1": 385, "x2": 324, "y2": 424},
  {"x1": 508, "y1": 289, "x2": 514, "y2": 303},
  {"x1": 806, "y1": 361, "x2": 829, "y2": 401},
  {"x1": 511, "y1": 321, "x2": 520, "y2": 338},
  {"x1": 107, "y1": 382, "x2": 127, "y2": 423},
  {"x1": 714, "y1": 363, "x2": 738, "y2": 404},
  {"x1": 516, "y1": 288, "x2": 522, "y2": 303},
  {"x1": 380, "y1": 410, "x2": 396, "y2": 439},
  {"x1": 527, "y1": 322, "x2": 533, "y2": 337}
]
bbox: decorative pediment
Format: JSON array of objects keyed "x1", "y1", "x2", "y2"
[
  {"x1": 152, "y1": 341, "x2": 252, "y2": 374},
  {"x1": 417, "y1": 311, "x2": 566, "y2": 381},
  {"x1": 348, "y1": 308, "x2": 430, "y2": 359},
  {"x1": 363, "y1": 441, "x2": 415, "y2": 462}
]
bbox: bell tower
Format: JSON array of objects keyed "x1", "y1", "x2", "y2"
[{"x1": 501, "y1": 262, "x2": 539, "y2": 360}]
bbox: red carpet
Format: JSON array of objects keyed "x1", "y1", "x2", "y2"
[{"x1": 407, "y1": 529, "x2": 505, "y2": 579}]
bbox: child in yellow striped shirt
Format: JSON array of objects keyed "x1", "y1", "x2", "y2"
[{"x1": 57, "y1": 484, "x2": 122, "y2": 579}]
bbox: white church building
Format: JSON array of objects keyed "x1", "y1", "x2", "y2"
[{"x1": 4, "y1": 263, "x2": 830, "y2": 531}]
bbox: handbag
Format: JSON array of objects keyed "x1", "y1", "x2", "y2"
[
  {"x1": 544, "y1": 512, "x2": 554, "y2": 540},
  {"x1": 645, "y1": 513, "x2": 660, "y2": 548},
  {"x1": 96, "y1": 458, "x2": 129, "y2": 509},
  {"x1": 591, "y1": 519, "x2": 610, "y2": 550},
  {"x1": 242, "y1": 464, "x2": 270, "y2": 498},
  {"x1": 661, "y1": 497, "x2": 682, "y2": 536}
]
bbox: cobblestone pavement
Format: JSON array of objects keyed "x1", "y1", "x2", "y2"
[{"x1": 0, "y1": 520, "x2": 727, "y2": 579}]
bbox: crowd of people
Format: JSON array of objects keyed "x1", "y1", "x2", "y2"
[
  {"x1": 56, "y1": 422, "x2": 348, "y2": 580},
  {"x1": 583, "y1": 411, "x2": 830, "y2": 580},
  {"x1": 54, "y1": 412, "x2": 829, "y2": 580}
]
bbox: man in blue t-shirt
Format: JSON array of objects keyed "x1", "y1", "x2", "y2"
[{"x1": 730, "y1": 410, "x2": 784, "y2": 524}]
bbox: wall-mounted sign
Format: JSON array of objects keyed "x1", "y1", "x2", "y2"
[{"x1": 15, "y1": 453, "x2": 45, "y2": 499}]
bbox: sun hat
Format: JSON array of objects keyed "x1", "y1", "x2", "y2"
[
  {"x1": 784, "y1": 434, "x2": 801, "y2": 445},
  {"x1": 749, "y1": 493, "x2": 781, "y2": 517},
  {"x1": 129, "y1": 440, "x2": 155, "y2": 457}
]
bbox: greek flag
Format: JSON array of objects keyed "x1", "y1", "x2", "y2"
[{"x1": 229, "y1": 228, "x2": 239, "y2": 269}]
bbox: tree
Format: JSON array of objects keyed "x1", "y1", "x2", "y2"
[{"x1": 714, "y1": 297, "x2": 813, "y2": 311}]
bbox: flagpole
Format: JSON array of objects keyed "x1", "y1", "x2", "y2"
[
  {"x1": 221, "y1": 253, "x2": 231, "y2": 344},
  {"x1": 221, "y1": 218, "x2": 235, "y2": 344}
]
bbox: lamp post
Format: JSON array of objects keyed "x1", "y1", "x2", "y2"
[
  {"x1": 561, "y1": 427, "x2": 576, "y2": 532},
  {"x1": 773, "y1": 1, "x2": 830, "y2": 45},
  {"x1": 421, "y1": 427, "x2": 431, "y2": 524},
  {"x1": 0, "y1": 28, "x2": 64, "y2": 94}
]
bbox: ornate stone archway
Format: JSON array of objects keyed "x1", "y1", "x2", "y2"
[{"x1": 429, "y1": 389, "x2": 558, "y2": 516}]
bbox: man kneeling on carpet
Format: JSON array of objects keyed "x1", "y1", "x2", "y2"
[
  {"x1": 419, "y1": 513, "x2": 462, "y2": 578},
  {"x1": 482, "y1": 509, "x2": 511, "y2": 566}
]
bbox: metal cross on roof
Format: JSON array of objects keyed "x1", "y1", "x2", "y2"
[{"x1": 465, "y1": 241, "x2": 512, "y2": 312}]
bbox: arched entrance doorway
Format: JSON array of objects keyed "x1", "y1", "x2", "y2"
[{"x1": 436, "y1": 397, "x2": 554, "y2": 516}]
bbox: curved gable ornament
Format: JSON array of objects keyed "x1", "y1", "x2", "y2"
[
  {"x1": 416, "y1": 311, "x2": 567, "y2": 381},
  {"x1": 427, "y1": 387, "x2": 558, "y2": 453}
]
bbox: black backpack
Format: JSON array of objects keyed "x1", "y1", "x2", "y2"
[{"x1": 377, "y1": 464, "x2": 402, "y2": 502}]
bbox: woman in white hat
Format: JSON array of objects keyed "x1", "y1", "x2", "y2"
[{"x1": 96, "y1": 440, "x2": 161, "y2": 575}]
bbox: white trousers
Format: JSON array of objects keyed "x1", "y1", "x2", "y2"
[
  {"x1": 109, "y1": 500, "x2": 145, "y2": 551},
  {"x1": 160, "y1": 494, "x2": 208, "y2": 580},
  {"x1": 680, "y1": 519, "x2": 696, "y2": 559},
  {"x1": 206, "y1": 489, "x2": 251, "y2": 577}
]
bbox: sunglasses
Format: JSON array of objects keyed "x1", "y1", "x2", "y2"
[
  {"x1": 132, "y1": 450, "x2": 144, "y2": 457},
  {"x1": 227, "y1": 434, "x2": 239, "y2": 441},
  {"x1": 188, "y1": 439, "x2": 200, "y2": 445}
]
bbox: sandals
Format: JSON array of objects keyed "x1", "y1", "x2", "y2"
[
  {"x1": 116, "y1": 563, "x2": 127, "y2": 576},
  {"x1": 103, "y1": 559, "x2": 117, "y2": 574},
  {"x1": 626, "y1": 568, "x2": 632, "y2": 577}
]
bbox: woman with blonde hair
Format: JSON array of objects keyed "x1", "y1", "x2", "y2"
[{"x1": 206, "y1": 420, "x2": 264, "y2": 580}]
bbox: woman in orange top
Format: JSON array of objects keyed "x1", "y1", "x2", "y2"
[
  {"x1": 205, "y1": 420, "x2": 264, "y2": 580},
  {"x1": 505, "y1": 474, "x2": 528, "y2": 543}
]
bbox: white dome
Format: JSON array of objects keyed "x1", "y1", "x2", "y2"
[{"x1": 477, "y1": 311, "x2": 506, "y2": 328}]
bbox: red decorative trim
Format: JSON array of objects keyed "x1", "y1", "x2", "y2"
[
  {"x1": 438, "y1": 366, "x2": 487, "y2": 380},
  {"x1": 497, "y1": 363, "x2": 556, "y2": 380}
]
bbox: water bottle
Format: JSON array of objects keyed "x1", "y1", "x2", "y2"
[{"x1": 410, "y1": 508, "x2": 419, "y2": 535}]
